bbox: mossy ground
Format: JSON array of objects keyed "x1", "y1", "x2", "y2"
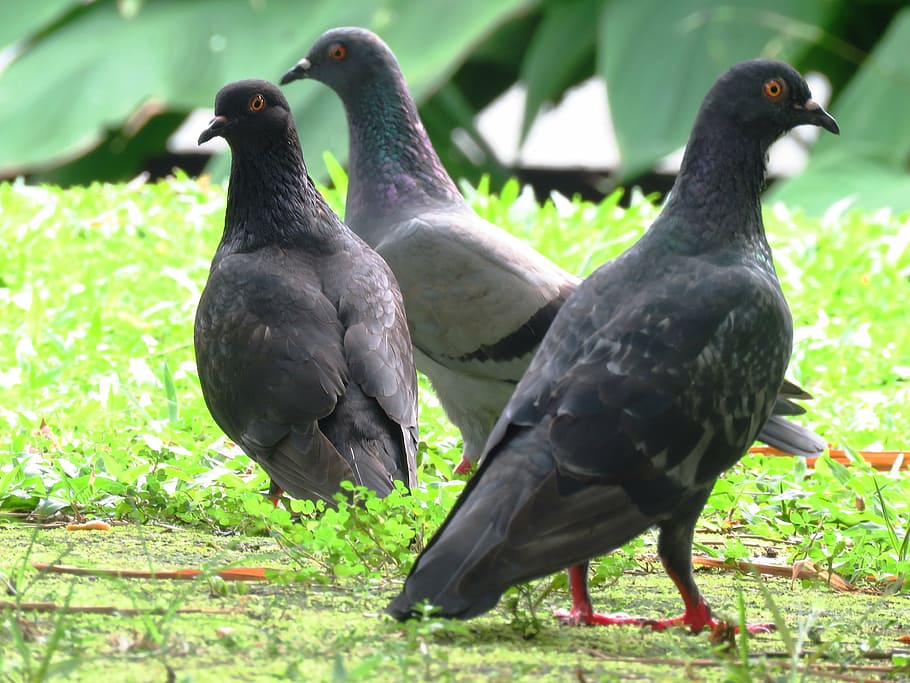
[
  {"x1": 1, "y1": 178, "x2": 908, "y2": 681},
  {"x1": 1, "y1": 524, "x2": 906, "y2": 682}
]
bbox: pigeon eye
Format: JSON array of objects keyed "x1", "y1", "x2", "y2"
[
  {"x1": 762, "y1": 79, "x2": 786, "y2": 101},
  {"x1": 249, "y1": 94, "x2": 266, "y2": 112},
  {"x1": 329, "y1": 43, "x2": 347, "y2": 61}
]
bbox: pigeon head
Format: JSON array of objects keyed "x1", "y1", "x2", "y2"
[
  {"x1": 280, "y1": 27, "x2": 399, "y2": 97},
  {"x1": 698, "y1": 59, "x2": 838, "y2": 143},
  {"x1": 198, "y1": 79, "x2": 295, "y2": 147}
]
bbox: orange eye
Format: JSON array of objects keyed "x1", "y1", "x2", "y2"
[
  {"x1": 329, "y1": 43, "x2": 346, "y2": 61},
  {"x1": 762, "y1": 78, "x2": 785, "y2": 100},
  {"x1": 249, "y1": 94, "x2": 265, "y2": 112}
]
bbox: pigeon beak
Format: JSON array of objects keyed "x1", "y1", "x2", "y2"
[
  {"x1": 799, "y1": 99, "x2": 839, "y2": 135},
  {"x1": 280, "y1": 57, "x2": 311, "y2": 85},
  {"x1": 198, "y1": 114, "x2": 230, "y2": 145}
]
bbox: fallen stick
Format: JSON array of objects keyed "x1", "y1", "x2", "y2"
[
  {"x1": 691, "y1": 556, "x2": 854, "y2": 592},
  {"x1": 31, "y1": 563, "x2": 280, "y2": 582},
  {"x1": 0, "y1": 600, "x2": 236, "y2": 615},
  {"x1": 749, "y1": 445, "x2": 908, "y2": 470}
]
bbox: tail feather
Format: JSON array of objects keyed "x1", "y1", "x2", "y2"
[
  {"x1": 257, "y1": 382, "x2": 411, "y2": 505},
  {"x1": 263, "y1": 424, "x2": 354, "y2": 505},
  {"x1": 779, "y1": 379, "x2": 813, "y2": 402},
  {"x1": 759, "y1": 379, "x2": 824, "y2": 456},
  {"x1": 755, "y1": 415, "x2": 826, "y2": 457},
  {"x1": 771, "y1": 396, "x2": 807, "y2": 417},
  {"x1": 321, "y1": 383, "x2": 412, "y2": 497},
  {"x1": 387, "y1": 426, "x2": 654, "y2": 621}
]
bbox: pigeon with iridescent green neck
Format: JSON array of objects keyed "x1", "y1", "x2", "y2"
[{"x1": 281, "y1": 29, "x2": 825, "y2": 470}]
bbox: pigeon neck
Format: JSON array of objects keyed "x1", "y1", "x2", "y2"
[
  {"x1": 221, "y1": 127, "x2": 339, "y2": 254},
  {"x1": 341, "y1": 73, "x2": 463, "y2": 229},
  {"x1": 661, "y1": 116, "x2": 771, "y2": 252}
]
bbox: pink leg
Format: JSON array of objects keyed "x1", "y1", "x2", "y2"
[
  {"x1": 453, "y1": 457, "x2": 474, "y2": 475},
  {"x1": 552, "y1": 561, "x2": 774, "y2": 634},
  {"x1": 641, "y1": 561, "x2": 774, "y2": 635},
  {"x1": 554, "y1": 563, "x2": 643, "y2": 626},
  {"x1": 267, "y1": 482, "x2": 284, "y2": 507}
]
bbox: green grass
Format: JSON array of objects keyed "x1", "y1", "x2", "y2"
[{"x1": 1, "y1": 173, "x2": 908, "y2": 681}]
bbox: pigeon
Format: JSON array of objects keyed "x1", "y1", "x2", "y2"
[
  {"x1": 386, "y1": 60, "x2": 838, "y2": 632},
  {"x1": 195, "y1": 79, "x2": 418, "y2": 506},
  {"x1": 281, "y1": 27, "x2": 579, "y2": 471},
  {"x1": 281, "y1": 28, "x2": 824, "y2": 472}
]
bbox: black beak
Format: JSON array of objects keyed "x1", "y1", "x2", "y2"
[
  {"x1": 800, "y1": 99, "x2": 839, "y2": 135},
  {"x1": 280, "y1": 57, "x2": 311, "y2": 85},
  {"x1": 198, "y1": 114, "x2": 230, "y2": 145}
]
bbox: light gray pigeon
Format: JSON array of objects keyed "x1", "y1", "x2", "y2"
[{"x1": 281, "y1": 28, "x2": 825, "y2": 469}]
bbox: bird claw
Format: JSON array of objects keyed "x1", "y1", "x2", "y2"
[
  {"x1": 553, "y1": 605, "x2": 774, "y2": 634},
  {"x1": 641, "y1": 614, "x2": 775, "y2": 635},
  {"x1": 553, "y1": 607, "x2": 643, "y2": 627},
  {"x1": 739, "y1": 622, "x2": 776, "y2": 635}
]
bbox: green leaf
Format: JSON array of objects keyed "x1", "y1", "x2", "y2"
[
  {"x1": 0, "y1": 0, "x2": 79, "y2": 51},
  {"x1": 322, "y1": 151, "x2": 349, "y2": 199},
  {"x1": 769, "y1": 154, "x2": 910, "y2": 214},
  {"x1": 771, "y1": 7, "x2": 910, "y2": 213},
  {"x1": 0, "y1": 0, "x2": 380, "y2": 174},
  {"x1": 598, "y1": 0, "x2": 836, "y2": 178},
  {"x1": 161, "y1": 358, "x2": 179, "y2": 423},
  {"x1": 0, "y1": 0, "x2": 536, "y2": 181},
  {"x1": 518, "y1": 0, "x2": 598, "y2": 140},
  {"x1": 814, "y1": 7, "x2": 910, "y2": 165}
]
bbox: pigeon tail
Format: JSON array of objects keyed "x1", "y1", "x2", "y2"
[
  {"x1": 756, "y1": 415, "x2": 826, "y2": 457},
  {"x1": 388, "y1": 427, "x2": 554, "y2": 620},
  {"x1": 320, "y1": 383, "x2": 411, "y2": 497},
  {"x1": 262, "y1": 424, "x2": 354, "y2": 507},
  {"x1": 388, "y1": 426, "x2": 653, "y2": 621}
]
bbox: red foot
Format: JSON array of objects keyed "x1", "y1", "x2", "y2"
[
  {"x1": 554, "y1": 606, "x2": 644, "y2": 626},
  {"x1": 645, "y1": 610, "x2": 774, "y2": 635},
  {"x1": 453, "y1": 458, "x2": 474, "y2": 475},
  {"x1": 646, "y1": 598, "x2": 714, "y2": 632},
  {"x1": 660, "y1": 563, "x2": 775, "y2": 634},
  {"x1": 553, "y1": 605, "x2": 773, "y2": 634},
  {"x1": 555, "y1": 564, "x2": 641, "y2": 626},
  {"x1": 268, "y1": 486, "x2": 284, "y2": 508},
  {"x1": 555, "y1": 565, "x2": 773, "y2": 634}
]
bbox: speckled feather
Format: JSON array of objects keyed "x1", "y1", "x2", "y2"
[{"x1": 388, "y1": 59, "x2": 839, "y2": 622}]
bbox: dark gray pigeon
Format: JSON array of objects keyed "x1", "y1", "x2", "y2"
[
  {"x1": 387, "y1": 60, "x2": 838, "y2": 632},
  {"x1": 195, "y1": 79, "x2": 418, "y2": 506},
  {"x1": 281, "y1": 28, "x2": 824, "y2": 471}
]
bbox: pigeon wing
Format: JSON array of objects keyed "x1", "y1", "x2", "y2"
[
  {"x1": 195, "y1": 250, "x2": 354, "y2": 501},
  {"x1": 337, "y1": 250, "x2": 420, "y2": 487},
  {"x1": 374, "y1": 208, "x2": 578, "y2": 382}
]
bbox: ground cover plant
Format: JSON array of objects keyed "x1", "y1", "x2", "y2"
[{"x1": 0, "y1": 173, "x2": 908, "y2": 681}]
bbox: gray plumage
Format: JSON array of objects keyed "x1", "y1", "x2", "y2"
[
  {"x1": 281, "y1": 28, "x2": 824, "y2": 465},
  {"x1": 387, "y1": 60, "x2": 838, "y2": 627},
  {"x1": 195, "y1": 79, "x2": 418, "y2": 506}
]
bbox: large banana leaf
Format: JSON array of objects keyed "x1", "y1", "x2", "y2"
[
  {"x1": 598, "y1": 0, "x2": 838, "y2": 179},
  {"x1": 770, "y1": 6, "x2": 910, "y2": 212},
  {"x1": 1, "y1": 0, "x2": 908, "y2": 214},
  {"x1": 0, "y1": 0, "x2": 536, "y2": 180}
]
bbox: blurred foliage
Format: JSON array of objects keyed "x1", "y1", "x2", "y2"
[{"x1": 0, "y1": 0, "x2": 909, "y2": 211}]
